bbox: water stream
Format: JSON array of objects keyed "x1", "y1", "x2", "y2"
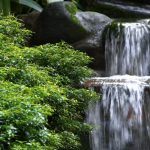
[
  {"x1": 87, "y1": 22, "x2": 150, "y2": 150},
  {"x1": 105, "y1": 22, "x2": 150, "y2": 76}
]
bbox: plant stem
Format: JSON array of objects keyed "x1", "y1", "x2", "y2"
[
  {"x1": 0, "y1": 0, "x2": 3, "y2": 13},
  {"x1": 2, "y1": 0, "x2": 11, "y2": 16}
]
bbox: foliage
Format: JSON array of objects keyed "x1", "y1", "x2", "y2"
[
  {"x1": 0, "y1": 0, "x2": 86, "y2": 16},
  {"x1": 0, "y1": 15, "x2": 99, "y2": 149},
  {"x1": 0, "y1": 15, "x2": 31, "y2": 46},
  {"x1": 0, "y1": 0, "x2": 42, "y2": 15},
  {"x1": 12, "y1": 0, "x2": 43, "y2": 12},
  {"x1": 0, "y1": 0, "x2": 65, "y2": 16}
]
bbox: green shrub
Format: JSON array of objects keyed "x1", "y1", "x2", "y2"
[
  {"x1": 0, "y1": 15, "x2": 99, "y2": 149},
  {"x1": 0, "y1": 16, "x2": 31, "y2": 46}
]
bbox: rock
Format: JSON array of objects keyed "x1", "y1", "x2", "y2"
[
  {"x1": 21, "y1": 12, "x2": 40, "y2": 30},
  {"x1": 30, "y1": 2, "x2": 89, "y2": 45},
  {"x1": 83, "y1": 75, "x2": 150, "y2": 91},
  {"x1": 29, "y1": 1, "x2": 112, "y2": 70},
  {"x1": 77, "y1": 0, "x2": 95, "y2": 9},
  {"x1": 122, "y1": 0, "x2": 150, "y2": 5},
  {"x1": 89, "y1": 0, "x2": 150, "y2": 18},
  {"x1": 72, "y1": 11, "x2": 111, "y2": 69}
]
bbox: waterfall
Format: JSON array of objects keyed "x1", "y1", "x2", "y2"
[
  {"x1": 87, "y1": 76, "x2": 150, "y2": 150},
  {"x1": 105, "y1": 23, "x2": 150, "y2": 76},
  {"x1": 86, "y1": 21, "x2": 150, "y2": 150}
]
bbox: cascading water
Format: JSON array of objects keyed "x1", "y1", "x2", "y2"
[
  {"x1": 86, "y1": 76, "x2": 150, "y2": 150},
  {"x1": 86, "y1": 22, "x2": 150, "y2": 150},
  {"x1": 105, "y1": 23, "x2": 150, "y2": 76}
]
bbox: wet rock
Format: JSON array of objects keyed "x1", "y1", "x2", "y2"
[{"x1": 83, "y1": 75, "x2": 150, "y2": 89}]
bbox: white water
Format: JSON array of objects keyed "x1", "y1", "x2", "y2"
[
  {"x1": 105, "y1": 23, "x2": 150, "y2": 76},
  {"x1": 87, "y1": 22, "x2": 150, "y2": 150},
  {"x1": 87, "y1": 75, "x2": 150, "y2": 150}
]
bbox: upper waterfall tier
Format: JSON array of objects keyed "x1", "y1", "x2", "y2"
[{"x1": 105, "y1": 22, "x2": 150, "y2": 76}]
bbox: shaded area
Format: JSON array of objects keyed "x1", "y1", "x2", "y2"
[{"x1": 88, "y1": 0, "x2": 150, "y2": 18}]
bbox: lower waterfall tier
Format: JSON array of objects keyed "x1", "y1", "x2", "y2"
[{"x1": 85, "y1": 75, "x2": 150, "y2": 150}]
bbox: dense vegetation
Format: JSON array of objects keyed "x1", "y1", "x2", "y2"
[
  {"x1": 0, "y1": 0, "x2": 90, "y2": 16},
  {"x1": 0, "y1": 15, "x2": 99, "y2": 149}
]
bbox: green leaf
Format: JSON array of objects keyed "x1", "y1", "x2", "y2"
[
  {"x1": 12, "y1": 0, "x2": 43, "y2": 12},
  {"x1": 47, "y1": 0, "x2": 64, "y2": 4}
]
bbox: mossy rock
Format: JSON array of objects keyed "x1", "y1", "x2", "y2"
[
  {"x1": 30, "y1": 1, "x2": 111, "y2": 46},
  {"x1": 31, "y1": 2, "x2": 88, "y2": 45}
]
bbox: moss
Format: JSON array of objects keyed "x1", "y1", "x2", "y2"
[
  {"x1": 66, "y1": 2, "x2": 78, "y2": 15},
  {"x1": 65, "y1": 3, "x2": 87, "y2": 34},
  {"x1": 65, "y1": 3, "x2": 80, "y2": 24},
  {"x1": 109, "y1": 22, "x2": 124, "y2": 31}
]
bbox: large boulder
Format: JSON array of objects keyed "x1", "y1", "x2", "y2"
[
  {"x1": 72, "y1": 11, "x2": 111, "y2": 69},
  {"x1": 31, "y1": 2, "x2": 89, "y2": 45},
  {"x1": 29, "y1": 1, "x2": 112, "y2": 70},
  {"x1": 21, "y1": 12, "x2": 40, "y2": 30}
]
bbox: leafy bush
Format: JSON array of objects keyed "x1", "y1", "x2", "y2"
[
  {"x1": 0, "y1": 16, "x2": 31, "y2": 46},
  {"x1": 0, "y1": 15, "x2": 99, "y2": 149}
]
